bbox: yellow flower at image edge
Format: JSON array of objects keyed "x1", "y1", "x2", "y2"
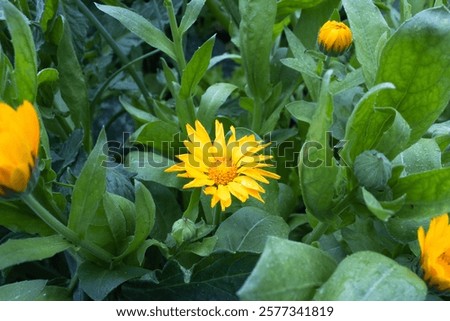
[
  {"x1": 418, "y1": 214, "x2": 450, "y2": 291},
  {"x1": 318, "y1": 20, "x2": 352, "y2": 56},
  {"x1": 165, "y1": 120, "x2": 280, "y2": 211},
  {"x1": 0, "y1": 101, "x2": 40, "y2": 196}
]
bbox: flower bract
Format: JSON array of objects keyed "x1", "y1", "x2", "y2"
[
  {"x1": 0, "y1": 101, "x2": 40, "y2": 197},
  {"x1": 317, "y1": 20, "x2": 353, "y2": 56},
  {"x1": 418, "y1": 214, "x2": 450, "y2": 291},
  {"x1": 165, "y1": 120, "x2": 280, "y2": 211}
]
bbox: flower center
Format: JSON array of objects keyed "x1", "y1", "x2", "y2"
[{"x1": 208, "y1": 159, "x2": 237, "y2": 186}]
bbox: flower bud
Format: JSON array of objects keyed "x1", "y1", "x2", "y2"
[
  {"x1": 171, "y1": 218, "x2": 197, "y2": 245},
  {"x1": 0, "y1": 101, "x2": 40, "y2": 198},
  {"x1": 317, "y1": 20, "x2": 353, "y2": 56}
]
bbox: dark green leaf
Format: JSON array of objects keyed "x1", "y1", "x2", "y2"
[
  {"x1": 78, "y1": 261, "x2": 149, "y2": 300},
  {"x1": 121, "y1": 253, "x2": 258, "y2": 300}
]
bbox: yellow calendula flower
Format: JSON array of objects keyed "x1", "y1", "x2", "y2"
[
  {"x1": 317, "y1": 20, "x2": 353, "y2": 56},
  {"x1": 165, "y1": 120, "x2": 280, "y2": 211},
  {"x1": 418, "y1": 214, "x2": 450, "y2": 291},
  {"x1": 0, "y1": 101, "x2": 40, "y2": 197}
]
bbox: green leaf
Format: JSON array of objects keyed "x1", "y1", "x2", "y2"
[
  {"x1": 362, "y1": 188, "x2": 395, "y2": 221},
  {"x1": 375, "y1": 7, "x2": 450, "y2": 144},
  {"x1": 239, "y1": 0, "x2": 276, "y2": 100},
  {"x1": 179, "y1": 35, "x2": 215, "y2": 99},
  {"x1": 238, "y1": 237, "x2": 337, "y2": 300},
  {"x1": 373, "y1": 107, "x2": 411, "y2": 160},
  {"x1": 314, "y1": 251, "x2": 427, "y2": 300},
  {"x1": 341, "y1": 83, "x2": 396, "y2": 165},
  {"x1": 354, "y1": 150, "x2": 392, "y2": 190},
  {"x1": 68, "y1": 129, "x2": 108, "y2": 238},
  {"x1": 197, "y1": 83, "x2": 237, "y2": 132},
  {"x1": 0, "y1": 202, "x2": 53, "y2": 236},
  {"x1": 284, "y1": 29, "x2": 320, "y2": 100},
  {"x1": 388, "y1": 167, "x2": 450, "y2": 241},
  {"x1": 286, "y1": 100, "x2": 317, "y2": 123},
  {"x1": 121, "y1": 253, "x2": 259, "y2": 300},
  {"x1": 214, "y1": 207, "x2": 290, "y2": 253},
  {"x1": 329, "y1": 68, "x2": 365, "y2": 95},
  {"x1": 393, "y1": 138, "x2": 442, "y2": 175},
  {"x1": 116, "y1": 181, "x2": 155, "y2": 260},
  {"x1": 96, "y1": 4, "x2": 175, "y2": 60},
  {"x1": 35, "y1": 286, "x2": 72, "y2": 301},
  {"x1": 299, "y1": 71, "x2": 339, "y2": 221},
  {"x1": 129, "y1": 120, "x2": 180, "y2": 152},
  {"x1": 179, "y1": 0, "x2": 205, "y2": 35},
  {"x1": 57, "y1": 17, "x2": 91, "y2": 149},
  {"x1": 37, "y1": 68, "x2": 59, "y2": 86},
  {"x1": 342, "y1": 0, "x2": 390, "y2": 86},
  {"x1": 276, "y1": 0, "x2": 327, "y2": 22},
  {"x1": 103, "y1": 193, "x2": 130, "y2": 251},
  {"x1": 125, "y1": 151, "x2": 184, "y2": 189},
  {"x1": 0, "y1": 235, "x2": 71, "y2": 270},
  {"x1": 0, "y1": 280, "x2": 47, "y2": 301},
  {"x1": 2, "y1": 1, "x2": 37, "y2": 103},
  {"x1": 78, "y1": 261, "x2": 149, "y2": 301}
]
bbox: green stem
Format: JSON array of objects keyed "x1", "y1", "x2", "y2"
[
  {"x1": 22, "y1": 194, "x2": 113, "y2": 263},
  {"x1": 73, "y1": 0, "x2": 154, "y2": 113},
  {"x1": 205, "y1": 0, "x2": 230, "y2": 30},
  {"x1": 251, "y1": 97, "x2": 263, "y2": 134},
  {"x1": 212, "y1": 205, "x2": 222, "y2": 227},
  {"x1": 183, "y1": 188, "x2": 201, "y2": 221},
  {"x1": 165, "y1": 0, "x2": 196, "y2": 126},
  {"x1": 303, "y1": 221, "x2": 329, "y2": 245}
]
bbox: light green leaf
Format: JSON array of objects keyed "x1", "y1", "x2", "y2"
[
  {"x1": 362, "y1": 188, "x2": 395, "y2": 221},
  {"x1": 239, "y1": 0, "x2": 276, "y2": 101},
  {"x1": 0, "y1": 202, "x2": 53, "y2": 236},
  {"x1": 130, "y1": 120, "x2": 180, "y2": 152},
  {"x1": 179, "y1": 0, "x2": 205, "y2": 35},
  {"x1": 375, "y1": 7, "x2": 450, "y2": 144},
  {"x1": 342, "y1": 0, "x2": 390, "y2": 86},
  {"x1": 393, "y1": 138, "x2": 442, "y2": 175},
  {"x1": 96, "y1": 4, "x2": 175, "y2": 60},
  {"x1": 276, "y1": 0, "x2": 327, "y2": 22},
  {"x1": 197, "y1": 83, "x2": 237, "y2": 132},
  {"x1": 238, "y1": 237, "x2": 337, "y2": 300},
  {"x1": 299, "y1": 70, "x2": 339, "y2": 221},
  {"x1": 314, "y1": 251, "x2": 427, "y2": 300},
  {"x1": 0, "y1": 235, "x2": 71, "y2": 270},
  {"x1": 37, "y1": 68, "x2": 59, "y2": 86},
  {"x1": 214, "y1": 207, "x2": 290, "y2": 253},
  {"x1": 2, "y1": 1, "x2": 37, "y2": 103},
  {"x1": 68, "y1": 129, "x2": 108, "y2": 238},
  {"x1": 180, "y1": 35, "x2": 215, "y2": 99},
  {"x1": 0, "y1": 280, "x2": 47, "y2": 301},
  {"x1": 286, "y1": 100, "x2": 317, "y2": 123}
]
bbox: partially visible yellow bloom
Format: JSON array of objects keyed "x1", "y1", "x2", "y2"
[
  {"x1": 0, "y1": 101, "x2": 40, "y2": 196},
  {"x1": 317, "y1": 20, "x2": 352, "y2": 56},
  {"x1": 165, "y1": 120, "x2": 280, "y2": 211},
  {"x1": 418, "y1": 214, "x2": 450, "y2": 291}
]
